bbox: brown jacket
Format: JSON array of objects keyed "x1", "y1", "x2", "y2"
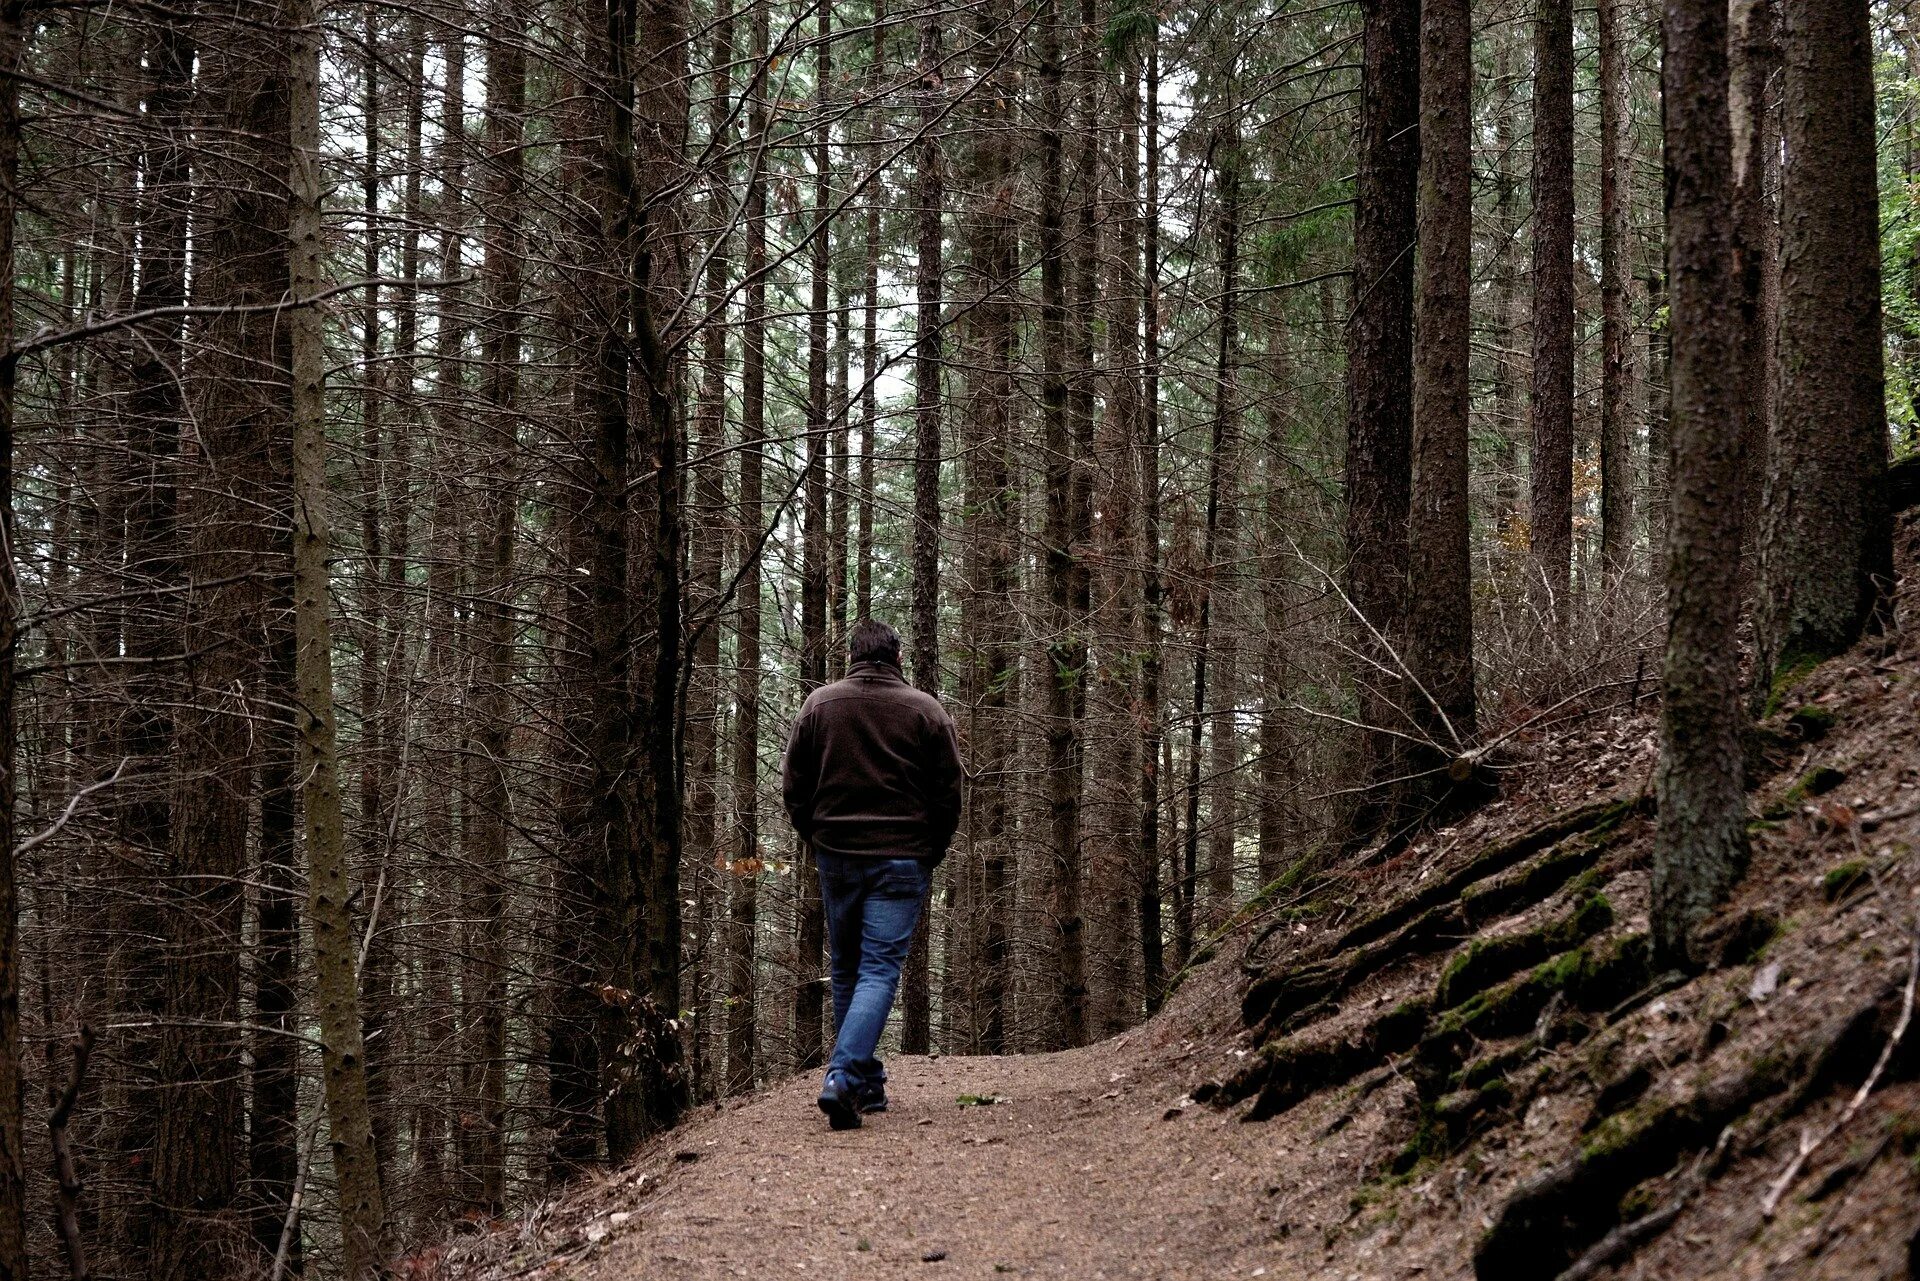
[{"x1": 781, "y1": 660, "x2": 964, "y2": 860}]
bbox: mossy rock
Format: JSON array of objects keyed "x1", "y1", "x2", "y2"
[
  {"x1": 1786, "y1": 704, "x2": 1838, "y2": 742},
  {"x1": 1822, "y1": 859, "x2": 1871, "y2": 903},
  {"x1": 1763, "y1": 764, "x2": 1849, "y2": 820}
]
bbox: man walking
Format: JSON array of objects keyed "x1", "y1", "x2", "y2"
[{"x1": 782, "y1": 619, "x2": 964, "y2": 1130}]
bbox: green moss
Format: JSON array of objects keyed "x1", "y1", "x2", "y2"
[
  {"x1": 1457, "y1": 1042, "x2": 1536, "y2": 1091},
  {"x1": 1433, "y1": 946, "x2": 1593, "y2": 1041},
  {"x1": 1572, "y1": 932, "x2": 1653, "y2": 1010},
  {"x1": 1822, "y1": 859, "x2": 1871, "y2": 902},
  {"x1": 1387, "y1": 1114, "x2": 1448, "y2": 1178},
  {"x1": 1765, "y1": 764, "x2": 1849, "y2": 819},
  {"x1": 1786, "y1": 704, "x2": 1838, "y2": 741},
  {"x1": 1764, "y1": 650, "x2": 1824, "y2": 718},
  {"x1": 1534, "y1": 948, "x2": 1589, "y2": 989},
  {"x1": 1245, "y1": 851, "x2": 1324, "y2": 910},
  {"x1": 1579, "y1": 1102, "x2": 1655, "y2": 1162},
  {"x1": 1569, "y1": 866, "x2": 1609, "y2": 896},
  {"x1": 1617, "y1": 1182, "x2": 1660, "y2": 1222},
  {"x1": 1435, "y1": 894, "x2": 1615, "y2": 1011}
]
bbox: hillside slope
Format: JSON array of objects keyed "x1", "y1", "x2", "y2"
[{"x1": 421, "y1": 507, "x2": 1920, "y2": 1281}]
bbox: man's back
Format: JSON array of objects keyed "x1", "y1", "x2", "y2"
[{"x1": 781, "y1": 658, "x2": 963, "y2": 861}]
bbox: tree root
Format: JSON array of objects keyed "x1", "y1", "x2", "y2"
[
  {"x1": 1434, "y1": 893, "x2": 1614, "y2": 1011},
  {"x1": 1242, "y1": 800, "x2": 1639, "y2": 1036},
  {"x1": 1331, "y1": 798, "x2": 1636, "y2": 957},
  {"x1": 1207, "y1": 999, "x2": 1430, "y2": 1121},
  {"x1": 1472, "y1": 981, "x2": 1904, "y2": 1280}
]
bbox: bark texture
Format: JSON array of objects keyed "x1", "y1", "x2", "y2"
[
  {"x1": 1529, "y1": 0, "x2": 1575, "y2": 618},
  {"x1": 1758, "y1": 0, "x2": 1893, "y2": 684},
  {"x1": 1653, "y1": 0, "x2": 1750, "y2": 969},
  {"x1": 1341, "y1": 0, "x2": 1419, "y2": 847},
  {"x1": 1406, "y1": 0, "x2": 1476, "y2": 787},
  {"x1": 290, "y1": 0, "x2": 389, "y2": 1264}
]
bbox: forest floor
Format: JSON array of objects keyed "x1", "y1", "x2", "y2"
[{"x1": 421, "y1": 511, "x2": 1920, "y2": 1281}]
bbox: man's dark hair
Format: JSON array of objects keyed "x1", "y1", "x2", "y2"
[{"x1": 849, "y1": 619, "x2": 901, "y2": 667}]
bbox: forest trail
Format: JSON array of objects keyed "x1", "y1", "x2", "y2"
[
  {"x1": 425, "y1": 507, "x2": 1920, "y2": 1281},
  {"x1": 425, "y1": 964, "x2": 1326, "y2": 1280},
  {"x1": 544, "y1": 1040, "x2": 1286, "y2": 1280}
]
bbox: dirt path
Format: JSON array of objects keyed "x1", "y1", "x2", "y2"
[{"x1": 565, "y1": 1042, "x2": 1281, "y2": 1279}]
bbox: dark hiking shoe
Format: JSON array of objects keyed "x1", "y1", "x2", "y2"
[
  {"x1": 818, "y1": 1070, "x2": 862, "y2": 1130},
  {"x1": 855, "y1": 1079, "x2": 889, "y2": 1114}
]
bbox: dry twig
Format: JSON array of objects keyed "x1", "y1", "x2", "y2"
[{"x1": 1759, "y1": 924, "x2": 1920, "y2": 1220}]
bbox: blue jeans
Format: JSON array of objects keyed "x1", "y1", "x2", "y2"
[{"x1": 816, "y1": 852, "x2": 932, "y2": 1088}]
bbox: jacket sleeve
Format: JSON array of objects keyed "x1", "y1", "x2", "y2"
[
  {"x1": 781, "y1": 705, "x2": 818, "y2": 843},
  {"x1": 926, "y1": 708, "x2": 964, "y2": 854}
]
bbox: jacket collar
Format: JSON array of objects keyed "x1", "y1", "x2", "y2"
[{"x1": 849, "y1": 658, "x2": 905, "y2": 681}]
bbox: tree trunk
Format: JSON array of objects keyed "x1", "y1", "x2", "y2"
[
  {"x1": 687, "y1": 0, "x2": 736, "y2": 1099},
  {"x1": 728, "y1": 0, "x2": 772, "y2": 1096},
  {"x1": 793, "y1": 0, "x2": 835, "y2": 1074},
  {"x1": 960, "y1": 0, "x2": 1017, "y2": 1051},
  {"x1": 1090, "y1": 47, "x2": 1146, "y2": 1036},
  {"x1": 0, "y1": 4, "x2": 27, "y2": 1272},
  {"x1": 427, "y1": 11, "x2": 470, "y2": 1206},
  {"x1": 1529, "y1": 0, "x2": 1575, "y2": 620},
  {"x1": 171, "y1": 9, "x2": 287, "y2": 1272},
  {"x1": 1756, "y1": 0, "x2": 1893, "y2": 688},
  {"x1": 627, "y1": 0, "x2": 692, "y2": 1147},
  {"x1": 901, "y1": 4, "x2": 945, "y2": 1057},
  {"x1": 858, "y1": 2, "x2": 885, "y2": 626},
  {"x1": 1652, "y1": 0, "x2": 1749, "y2": 970},
  {"x1": 1192, "y1": 129, "x2": 1242, "y2": 920},
  {"x1": 290, "y1": 0, "x2": 390, "y2": 1263},
  {"x1": 1598, "y1": 0, "x2": 1635, "y2": 578},
  {"x1": 1257, "y1": 336, "x2": 1298, "y2": 887},
  {"x1": 1490, "y1": 24, "x2": 1525, "y2": 568},
  {"x1": 1037, "y1": 0, "x2": 1089, "y2": 1050},
  {"x1": 1138, "y1": 41, "x2": 1167, "y2": 1012},
  {"x1": 1729, "y1": 0, "x2": 1776, "y2": 550},
  {"x1": 464, "y1": 7, "x2": 525, "y2": 1213},
  {"x1": 133, "y1": 10, "x2": 257, "y2": 1275},
  {"x1": 1405, "y1": 0, "x2": 1476, "y2": 796},
  {"x1": 1341, "y1": 0, "x2": 1418, "y2": 848}
]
